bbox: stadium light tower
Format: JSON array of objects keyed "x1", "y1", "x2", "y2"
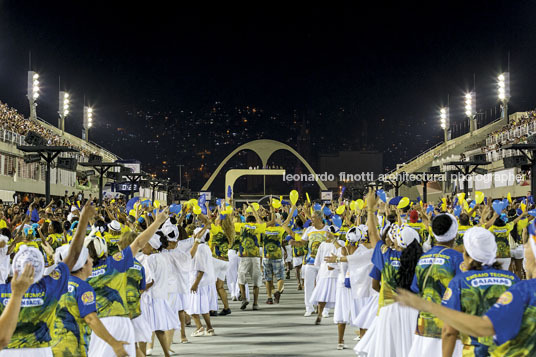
[
  {"x1": 464, "y1": 92, "x2": 477, "y2": 133},
  {"x1": 83, "y1": 106, "x2": 93, "y2": 141},
  {"x1": 59, "y1": 91, "x2": 70, "y2": 135},
  {"x1": 27, "y1": 71, "x2": 40, "y2": 122},
  {"x1": 497, "y1": 72, "x2": 510, "y2": 124},
  {"x1": 440, "y1": 107, "x2": 449, "y2": 143}
]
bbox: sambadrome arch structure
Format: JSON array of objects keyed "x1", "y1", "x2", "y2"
[{"x1": 200, "y1": 139, "x2": 327, "y2": 198}]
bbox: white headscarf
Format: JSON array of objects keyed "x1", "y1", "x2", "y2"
[
  {"x1": 84, "y1": 236, "x2": 108, "y2": 259},
  {"x1": 397, "y1": 224, "x2": 420, "y2": 248},
  {"x1": 148, "y1": 233, "x2": 162, "y2": 250},
  {"x1": 433, "y1": 213, "x2": 459, "y2": 242},
  {"x1": 346, "y1": 227, "x2": 360, "y2": 243},
  {"x1": 0, "y1": 235, "x2": 8, "y2": 244},
  {"x1": 12, "y1": 245, "x2": 45, "y2": 284},
  {"x1": 162, "y1": 223, "x2": 179, "y2": 242},
  {"x1": 463, "y1": 227, "x2": 497, "y2": 266},
  {"x1": 193, "y1": 227, "x2": 210, "y2": 243}
]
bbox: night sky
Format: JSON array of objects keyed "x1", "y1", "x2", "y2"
[{"x1": 1, "y1": 1, "x2": 536, "y2": 177}]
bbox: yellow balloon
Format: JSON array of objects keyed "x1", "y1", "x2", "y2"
[
  {"x1": 475, "y1": 191, "x2": 484, "y2": 205},
  {"x1": 154, "y1": 200, "x2": 161, "y2": 208},
  {"x1": 356, "y1": 199, "x2": 365, "y2": 210},
  {"x1": 457, "y1": 193, "x2": 465, "y2": 203},
  {"x1": 246, "y1": 207, "x2": 253, "y2": 213},
  {"x1": 252, "y1": 202, "x2": 260, "y2": 211},
  {"x1": 290, "y1": 190, "x2": 299, "y2": 205},
  {"x1": 507, "y1": 192, "x2": 512, "y2": 203},
  {"x1": 349, "y1": 201, "x2": 357, "y2": 211},
  {"x1": 129, "y1": 209, "x2": 136, "y2": 217},
  {"x1": 188, "y1": 199, "x2": 198, "y2": 206},
  {"x1": 397, "y1": 197, "x2": 410, "y2": 209},
  {"x1": 336, "y1": 206, "x2": 345, "y2": 215},
  {"x1": 272, "y1": 199, "x2": 281, "y2": 209},
  {"x1": 305, "y1": 192, "x2": 311, "y2": 203},
  {"x1": 193, "y1": 205, "x2": 202, "y2": 215}
]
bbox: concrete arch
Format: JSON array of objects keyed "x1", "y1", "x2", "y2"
[{"x1": 201, "y1": 139, "x2": 327, "y2": 191}]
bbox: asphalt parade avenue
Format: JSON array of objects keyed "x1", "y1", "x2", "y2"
[{"x1": 153, "y1": 276, "x2": 356, "y2": 356}]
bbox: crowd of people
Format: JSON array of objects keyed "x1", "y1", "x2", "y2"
[
  {"x1": 0, "y1": 101, "x2": 98, "y2": 160},
  {"x1": 480, "y1": 110, "x2": 536, "y2": 163},
  {"x1": 0, "y1": 187, "x2": 535, "y2": 356}
]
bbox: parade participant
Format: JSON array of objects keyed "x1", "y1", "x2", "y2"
[
  {"x1": 454, "y1": 212, "x2": 473, "y2": 252},
  {"x1": 103, "y1": 220, "x2": 122, "y2": 255},
  {"x1": 407, "y1": 213, "x2": 464, "y2": 357},
  {"x1": 355, "y1": 189, "x2": 422, "y2": 357},
  {"x1": 117, "y1": 232, "x2": 152, "y2": 354},
  {"x1": 187, "y1": 226, "x2": 217, "y2": 337},
  {"x1": 85, "y1": 208, "x2": 169, "y2": 357},
  {"x1": 283, "y1": 206, "x2": 306, "y2": 290},
  {"x1": 237, "y1": 204, "x2": 266, "y2": 311},
  {"x1": 309, "y1": 229, "x2": 341, "y2": 325},
  {"x1": 0, "y1": 201, "x2": 92, "y2": 357},
  {"x1": 51, "y1": 243, "x2": 129, "y2": 357},
  {"x1": 261, "y1": 212, "x2": 288, "y2": 305},
  {"x1": 290, "y1": 210, "x2": 329, "y2": 316},
  {"x1": 206, "y1": 213, "x2": 234, "y2": 315},
  {"x1": 397, "y1": 222, "x2": 536, "y2": 356}
]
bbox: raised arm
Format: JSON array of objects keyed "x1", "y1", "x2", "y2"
[
  {"x1": 396, "y1": 289, "x2": 495, "y2": 338},
  {"x1": 365, "y1": 188, "x2": 381, "y2": 247},
  {"x1": 64, "y1": 202, "x2": 96, "y2": 271},
  {"x1": 130, "y1": 208, "x2": 169, "y2": 256},
  {"x1": 0, "y1": 264, "x2": 34, "y2": 349}
]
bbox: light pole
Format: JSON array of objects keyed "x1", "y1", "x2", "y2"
[
  {"x1": 465, "y1": 92, "x2": 476, "y2": 133},
  {"x1": 59, "y1": 91, "x2": 70, "y2": 135},
  {"x1": 27, "y1": 71, "x2": 40, "y2": 122},
  {"x1": 498, "y1": 72, "x2": 510, "y2": 124},
  {"x1": 83, "y1": 106, "x2": 93, "y2": 141},
  {"x1": 440, "y1": 107, "x2": 449, "y2": 143}
]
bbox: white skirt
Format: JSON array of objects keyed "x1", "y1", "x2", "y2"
[
  {"x1": 168, "y1": 292, "x2": 190, "y2": 312},
  {"x1": 284, "y1": 246, "x2": 293, "y2": 262},
  {"x1": 88, "y1": 316, "x2": 135, "y2": 357},
  {"x1": 309, "y1": 277, "x2": 337, "y2": 309},
  {"x1": 292, "y1": 256, "x2": 303, "y2": 268},
  {"x1": 355, "y1": 302, "x2": 418, "y2": 357},
  {"x1": 408, "y1": 335, "x2": 463, "y2": 357},
  {"x1": 333, "y1": 284, "x2": 353, "y2": 324},
  {"x1": 132, "y1": 314, "x2": 152, "y2": 343},
  {"x1": 0, "y1": 347, "x2": 52, "y2": 357},
  {"x1": 144, "y1": 296, "x2": 180, "y2": 331},
  {"x1": 187, "y1": 284, "x2": 218, "y2": 315},
  {"x1": 353, "y1": 294, "x2": 379, "y2": 330}
]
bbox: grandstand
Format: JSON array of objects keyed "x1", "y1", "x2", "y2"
[
  {"x1": 0, "y1": 101, "x2": 121, "y2": 202},
  {"x1": 389, "y1": 111, "x2": 532, "y2": 201}
]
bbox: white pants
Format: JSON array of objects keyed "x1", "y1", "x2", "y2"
[
  {"x1": 0, "y1": 347, "x2": 52, "y2": 357},
  {"x1": 88, "y1": 316, "x2": 135, "y2": 357},
  {"x1": 497, "y1": 257, "x2": 511, "y2": 271},
  {"x1": 227, "y1": 250, "x2": 240, "y2": 297},
  {"x1": 303, "y1": 264, "x2": 319, "y2": 312}
]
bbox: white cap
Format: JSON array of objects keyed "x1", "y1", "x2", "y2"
[{"x1": 12, "y1": 245, "x2": 45, "y2": 284}]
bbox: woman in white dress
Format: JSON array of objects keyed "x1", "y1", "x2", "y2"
[
  {"x1": 187, "y1": 227, "x2": 218, "y2": 336},
  {"x1": 309, "y1": 228, "x2": 342, "y2": 325}
]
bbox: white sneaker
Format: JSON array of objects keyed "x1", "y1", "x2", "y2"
[
  {"x1": 353, "y1": 335, "x2": 361, "y2": 341},
  {"x1": 304, "y1": 311, "x2": 313, "y2": 317},
  {"x1": 337, "y1": 343, "x2": 347, "y2": 350},
  {"x1": 146, "y1": 348, "x2": 153, "y2": 356},
  {"x1": 322, "y1": 311, "x2": 330, "y2": 318}
]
